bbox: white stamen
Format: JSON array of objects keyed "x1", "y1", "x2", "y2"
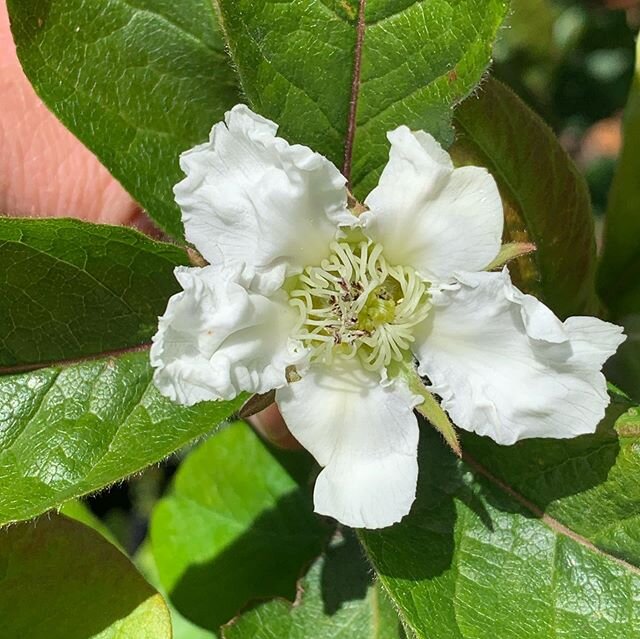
[{"x1": 289, "y1": 241, "x2": 431, "y2": 370}]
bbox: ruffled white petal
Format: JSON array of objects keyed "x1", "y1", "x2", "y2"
[
  {"x1": 174, "y1": 105, "x2": 356, "y2": 291},
  {"x1": 413, "y1": 270, "x2": 625, "y2": 445},
  {"x1": 362, "y1": 126, "x2": 503, "y2": 282},
  {"x1": 275, "y1": 358, "x2": 421, "y2": 529},
  {"x1": 151, "y1": 265, "x2": 306, "y2": 406}
]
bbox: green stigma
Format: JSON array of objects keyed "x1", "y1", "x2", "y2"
[{"x1": 359, "y1": 286, "x2": 397, "y2": 331}]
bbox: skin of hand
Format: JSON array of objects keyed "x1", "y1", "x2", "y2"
[
  {"x1": 0, "y1": 0, "x2": 298, "y2": 449},
  {"x1": 0, "y1": 1, "x2": 144, "y2": 225}
]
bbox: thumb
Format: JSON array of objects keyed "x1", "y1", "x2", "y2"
[{"x1": 0, "y1": 0, "x2": 147, "y2": 229}]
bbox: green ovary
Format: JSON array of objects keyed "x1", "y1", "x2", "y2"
[{"x1": 288, "y1": 240, "x2": 431, "y2": 371}]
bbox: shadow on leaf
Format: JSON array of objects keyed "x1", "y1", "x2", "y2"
[
  {"x1": 362, "y1": 395, "x2": 627, "y2": 581},
  {"x1": 167, "y1": 476, "x2": 332, "y2": 631}
]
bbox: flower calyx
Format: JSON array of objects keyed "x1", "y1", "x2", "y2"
[{"x1": 390, "y1": 359, "x2": 461, "y2": 457}]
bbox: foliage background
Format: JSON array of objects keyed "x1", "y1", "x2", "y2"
[{"x1": 1, "y1": 1, "x2": 640, "y2": 638}]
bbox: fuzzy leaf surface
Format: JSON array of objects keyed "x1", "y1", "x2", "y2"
[
  {"x1": 360, "y1": 394, "x2": 640, "y2": 638},
  {"x1": 215, "y1": 0, "x2": 509, "y2": 196},
  {"x1": 0, "y1": 218, "x2": 187, "y2": 368},
  {"x1": 0, "y1": 351, "x2": 244, "y2": 525}
]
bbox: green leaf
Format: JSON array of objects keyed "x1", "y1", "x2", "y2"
[
  {"x1": 151, "y1": 420, "x2": 331, "y2": 633},
  {"x1": 223, "y1": 533, "x2": 404, "y2": 639},
  {"x1": 360, "y1": 395, "x2": 640, "y2": 638},
  {"x1": 599, "y1": 36, "x2": 640, "y2": 317},
  {"x1": 215, "y1": 0, "x2": 509, "y2": 196},
  {"x1": 452, "y1": 78, "x2": 601, "y2": 318},
  {"x1": 0, "y1": 514, "x2": 171, "y2": 639},
  {"x1": 59, "y1": 499, "x2": 122, "y2": 548},
  {"x1": 7, "y1": 0, "x2": 240, "y2": 237},
  {"x1": 137, "y1": 542, "x2": 216, "y2": 639},
  {"x1": 0, "y1": 350, "x2": 244, "y2": 525},
  {"x1": 460, "y1": 391, "x2": 640, "y2": 566},
  {"x1": 0, "y1": 217, "x2": 187, "y2": 368},
  {"x1": 64, "y1": 502, "x2": 207, "y2": 638}
]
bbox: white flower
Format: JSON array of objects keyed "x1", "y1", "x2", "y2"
[{"x1": 151, "y1": 105, "x2": 626, "y2": 530}]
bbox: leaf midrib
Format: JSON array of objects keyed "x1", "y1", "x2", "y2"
[
  {"x1": 365, "y1": 448, "x2": 640, "y2": 639},
  {"x1": 0, "y1": 343, "x2": 151, "y2": 376},
  {"x1": 342, "y1": 0, "x2": 367, "y2": 181}
]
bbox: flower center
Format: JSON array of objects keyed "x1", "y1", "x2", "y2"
[{"x1": 288, "y1": 241, "x2": 431, "y2": 371}]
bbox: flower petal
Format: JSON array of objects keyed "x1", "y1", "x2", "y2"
[
  {"x1": 151, "y1": 265, "x2": 306, "y2": 406},
  {"x1": 276, "y1": 358, "x2": 421, "y2": 529},
  {"x1": 174, "y1": 105, "x2": 356, "y2": 291},
  {"x1": 413, "y1": 270, "x2": 626, "y2": 445},
  {"x1": 362, "y1": 126, "x2": 503, "y2": 281}
]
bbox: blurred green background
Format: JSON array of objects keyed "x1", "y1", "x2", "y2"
[{"x1": 495, "y1": 0, "x2": 638, "y2": 219}]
